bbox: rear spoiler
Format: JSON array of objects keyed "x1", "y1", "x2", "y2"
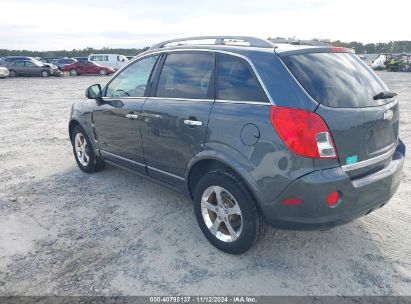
[{"x1": 275, "y1": 46, "x2": 355, "y2": 56}]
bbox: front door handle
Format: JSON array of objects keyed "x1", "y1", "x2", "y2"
[
  {"x1": 184, "y1": 119, "x2": 203, "y2": 126},
  {"x1": 126, "y1": 113, "x2": 139, "y2": 120}
]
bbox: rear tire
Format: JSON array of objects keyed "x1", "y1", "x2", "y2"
[
  {"x1": 71, "y1": 125, "x2": 105, "y2": 173},
  {"x1": 193, "y1": 171, "x2": 267, "y2": 254},
  {"x1": 70, "y1": 69, "x2": 78, "y2": 76},
  {"x1": 9, "y1": 70, "x2": 16, "y2": 77}
]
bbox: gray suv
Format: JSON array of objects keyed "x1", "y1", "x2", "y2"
[{"x1": 69, "y1": 36, "x2": 405, "y2": 254}]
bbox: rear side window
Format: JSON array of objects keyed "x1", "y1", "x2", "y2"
[
  {"x1": 217, "y1": 54, "x2": 267, "y2": 102},
  {"x1": 281, "y1": 52, "x2": 388, "y2": 107},
  {"x1": 156, "y1": 53, "x2": 214, "y2": 99}
]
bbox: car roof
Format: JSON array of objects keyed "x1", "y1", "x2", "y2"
[
  {"x1": 141, "y1": 36, "x2": 335, "y2": 58},
  {"x1": 139, "y1": 43, "x2": 336, "y2": 60}
]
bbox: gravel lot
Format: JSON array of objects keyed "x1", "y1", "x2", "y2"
[{"x1": 0, "y1": 72, "x2": 410, "y2": 296}]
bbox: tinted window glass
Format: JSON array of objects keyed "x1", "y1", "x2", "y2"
[
  {"x1": 15, "y1": 61, "x2": 25, "y2": 67},
  {"x1": 217, "y1": 54, "x2": 267, "y2": 102},
  {"x1": 90, "y1": 55, "x2": 108, "y2": 61},
  {"x1": 156, "y1": 53, "x2": 214, "y2": 99},
  {"x1": 282, "y1": 52, "x2": 388, "y2": 107},
  {"x1": 106, "y1": 55, "x2": 158, "y2": 97}
]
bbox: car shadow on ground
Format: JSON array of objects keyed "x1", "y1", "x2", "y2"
[{"x1": 0, "y1": 163, "x2": 406, "y2": 296}]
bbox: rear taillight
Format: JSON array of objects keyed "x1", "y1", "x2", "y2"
[{"x1": 269, "y1": 106, "x2": 337, "y2": 159}]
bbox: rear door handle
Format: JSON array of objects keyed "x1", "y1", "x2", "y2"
[{"x1": 184, "y1": 119, "x2": 203, "y2": 126}]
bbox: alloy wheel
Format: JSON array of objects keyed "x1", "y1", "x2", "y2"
[
  {"x1": 74, "y1": 133, "x2": 90, "y2": 167},
  {"x1": 201, "y1": 185, "x2": 243, "y2": 242}
]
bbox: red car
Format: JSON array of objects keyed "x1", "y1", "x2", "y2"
[{"x1": 63, "y1": 61, "x2": 115, "y2": 76}]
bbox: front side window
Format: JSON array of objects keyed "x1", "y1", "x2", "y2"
[
  {"x1": 14, "y1": 61, "x2": 25, "y2": 67},
  {"x1": 105, "y1": 55, "x2": 159, "y2": 98},
  {"x1": 25, "y1": 62, "x2": 35, "y2": 67},
  {"x1": 217, "y1": 54, "x2": 267, "y2": 102},
  {"x1": 156, "y1": 53, "x2": 214, "y2": 99}
]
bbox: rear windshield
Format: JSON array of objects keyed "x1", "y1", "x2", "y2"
[{"x1": 281, "y1": 52, "x2": 388, "y2": 107}]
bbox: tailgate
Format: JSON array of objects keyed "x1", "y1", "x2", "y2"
[
  {"x1": 280, "y1": 50, "x2": 399, "y2": 177},
  {"x1": 316, "y1": 100, "x2": 399, "y2": 177}
]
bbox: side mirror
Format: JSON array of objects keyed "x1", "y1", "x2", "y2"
[{"x1": 86, "y1": 84, "x2": 102, "y2": 99}]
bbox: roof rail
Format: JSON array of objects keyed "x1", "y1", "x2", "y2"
[{"x1": 149, "y1": 36, "x2": 275, "y2": 50}]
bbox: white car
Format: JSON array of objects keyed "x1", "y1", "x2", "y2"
[
  {"x1": 0, "y1": 66, "x2": 9, "y2": 78},
  {"x1": 371, "y1": 54, "x2": 389, "y2": 70},
  {"x1": 88, "y1": 54, "x2": 129, "y2": 70}
]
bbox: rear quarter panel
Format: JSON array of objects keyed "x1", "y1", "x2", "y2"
[{"x1": 204, "y1": 102, "x2": 315, "y2": 206}]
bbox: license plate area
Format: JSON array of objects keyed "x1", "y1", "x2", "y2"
[{"x1": 366, "y1": 124, "x2": 396, "y2": 154}]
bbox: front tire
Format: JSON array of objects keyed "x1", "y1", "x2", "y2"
[
  {"x1": 41, "y1": 70, "x2": 49, "y2": 77},
  {"x1": 99, "y1": 69, "x2": 107, "y2": 76},
  {"x1": 71, "y1": 125, "x2": 105, "y2": 173},
  {"x1": 70, "y1": 69, "x2": 78, "y2": 76},
  {"x1": 193, "y1": 171, "x2": 267, "y2": 254}
]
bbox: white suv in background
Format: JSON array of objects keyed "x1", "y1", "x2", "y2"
[{"x1": 88, "y1": 54, "x2": 129, "y2": 70}]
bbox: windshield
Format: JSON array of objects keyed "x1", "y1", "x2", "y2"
[
  {"x1": 281, "y1": 52, "x2": 389, "y2": 108},
  {"x1": 31, "y1": 59, "x2": 46, "y2": 66}
]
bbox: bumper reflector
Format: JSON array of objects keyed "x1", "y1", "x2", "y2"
[
  {"x1": 326, "y1": 191, "x2": 340, "y2": 207},
  {"x1": 282, "y1": 198, "x2": 302, "y2": 205}
]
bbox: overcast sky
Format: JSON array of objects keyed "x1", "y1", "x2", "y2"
[{"x1": 1, "y1": 0, "x2": 410, "y2": 50}]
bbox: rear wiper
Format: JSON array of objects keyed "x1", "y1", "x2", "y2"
[{"x1": 373, "y1": 91, "x2": 397, "y2": 100}]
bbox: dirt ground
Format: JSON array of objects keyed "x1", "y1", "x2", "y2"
[{"x1": 0, "y1": 72, "x2": 410, "y2": 296}]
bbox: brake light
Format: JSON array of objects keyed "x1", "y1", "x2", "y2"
[
  {"x1": 269, "y1": 106, "x2": 337, "y2": 159},
  {"x1": 330, "y1": 47, "x2": 355, "y2": 53}
]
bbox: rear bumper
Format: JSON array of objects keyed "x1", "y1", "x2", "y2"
[{"x1": 261, "y1": 139, "x2": 405, "y2": 230}]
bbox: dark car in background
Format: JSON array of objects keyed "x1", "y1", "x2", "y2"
[
  {"x1": 7, "y1": 60, "x2": 62, "y2": 77},
  {"x1": 68, "y1": 36, "x2": 405, "y2": 254},
  {"x1": 52, "y1": 58, "x2": 78, "y2": 71},
  {"x1": 63, "y1": 60, "x2": 115, "y2": 76},
  {"x1": 73, "y1": 57, "x2": 88, "y2": 62},
  {"x1": 0, "y1": 56, "x2": 59, "y2": 70},
  {"x1": 0, "y1": 56, "x2": 34, "y2": 66}
]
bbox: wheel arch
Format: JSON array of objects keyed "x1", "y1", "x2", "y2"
[
  {"x1": 68, "y1": 119, "x2": 81, "y2": 140},
  {"x1": 185, "y1": 151, "x2": 260, "y2": 205},
  {"x1": 68, "y1": 118, "x2": 100, "y2": 154}
]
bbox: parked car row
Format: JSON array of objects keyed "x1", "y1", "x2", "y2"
[
  {"x1": 44, "y1": 54, "x2": 129, "y2": 71},
  {"x1": 371, "y1": 53, "x2": 411, "y2": 72},
  {"x1": 0, "y1": 54, "x2": 120, "y2": 77}
]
